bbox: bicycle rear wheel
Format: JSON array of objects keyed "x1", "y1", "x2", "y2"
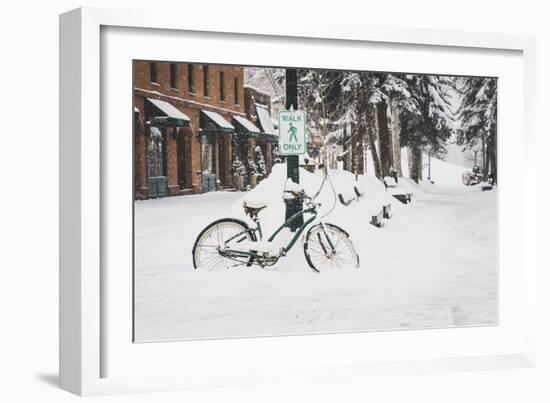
[
  {"x1": 303, "y1": 223, "x2": 359, "y2": 273},
  {"x1": 192, "y1": 218, "x2": 256, "y2": 270}
]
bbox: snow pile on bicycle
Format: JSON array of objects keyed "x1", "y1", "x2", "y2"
[
  {"x1": 193, "y1": 164, "x2": 367, "y2": 272},
  {"x1": 236, "y1": 163, "x2": 402, "y2": 228},
  {"x1": 228, "y1": 164, "x2": 407, "y2": 268}
]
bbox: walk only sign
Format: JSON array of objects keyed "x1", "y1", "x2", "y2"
[{"x1": 278, "y1": 109, "x2": 307, "y2": 155}]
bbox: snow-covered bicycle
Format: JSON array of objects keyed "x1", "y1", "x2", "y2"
[{"x1": 192, "y1": 169, "x2": 360, "y2": 272}]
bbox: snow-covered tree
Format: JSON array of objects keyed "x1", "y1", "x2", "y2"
[
  {"x1": 246, "y1": 159, "x2": 259, "y2": 177},
  {"x1": 299, "y1": 70, "x2": 345, "y2": 136},
  {"x1": 272, "y1": 145, "x2": 282, "y2": 165},
  {"x1": 244, "y1": 67, "x2": 286, "y2": 118},
  {"x1": 400, "y1": 75, "x2": 456, "y2": 182},
  {"x1": 254, "y1": 145, "x2": 267, "y2": 177},
  {"x1": 361, "y1": 72, "x2": 401, "y2": 178},
  {"x1": 353, "y1": 73, "x2": 382, "y2": 178},
  {"x1": 381, "y1": 74, "x2": 413, "y2": 177},
  {"x1": 232, "y1": 154, "x2": 247, "y2": 177},
  {"x1": 457, "y1": 77, "x2": 497, "y2": 181},
  {"x1": 298, "y1": 70, "x2": 358, "y2": 169},
  {"x1": 338, "y1": 72, "x2": 408, "y2": 179},
  {"x1": 377, "y1": 98, "x2": 393, "y2": 177},
  {"x1": 295, "y1": 67, "x2": 459, "y2": 182},
  {"x1": 336, "y1": 72, "x2": 363, "y2": 174},
  {"x1": 365, "y1": 73, "x2": 394, "y2": 178}
]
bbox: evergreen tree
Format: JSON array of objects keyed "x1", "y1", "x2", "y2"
[
  {"x1": 247, "y1": 159, "x2": 259, "y2": 177},
  {"x1": 232, "y1": 154, "x2": 247, "y2": 177},
  {"x1": 272, "y1": 145, "x2": 282, "y2": 164},
  {"x1": 376, "y1": 93, "x2": 393, "y2": 177},
  {"x1": 400, "y1": 75, "x2": 455, "y2": 182},
  {"x1": 381, "y1": 74, "x2": 413, "y2": 177},
  {"x1": 457, "y1": 77, "x2": 497, "y2": 181},
  {"x1": 254, "y1": 145, "x2": 267, "y2": 177},
  {"x1": 296, "y1": 68, "x2": 459, "y2": 182},
  {"x1": 366, "y1": 73, "x2": 395, "y2": 178},
  {"x1": 360, "y1": 73, "x2": 382, "y2": 178},
  {"x1": 298, "y1": 70, "x2": 357, "y2": 168}
]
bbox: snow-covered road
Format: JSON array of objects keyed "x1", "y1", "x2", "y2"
[{"x1": 134, "y1": 180, "x2": 497, "y2": 342}]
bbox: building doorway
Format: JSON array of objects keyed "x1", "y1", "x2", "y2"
[
  {"x1": 146, "y1": 126, "x2": 168, "y2": 197},
  {"x1": 201, "y1": 135, "x2": 217, "y2": 192}
]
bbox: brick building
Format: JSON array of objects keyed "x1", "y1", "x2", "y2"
[{"x1": 133, "y1": 61, "x2": 265, "y2": 199}]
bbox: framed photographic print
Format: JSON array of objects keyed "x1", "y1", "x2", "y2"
[{"x1": 60, "y1": 6, "x2": 537, "y2": 396}]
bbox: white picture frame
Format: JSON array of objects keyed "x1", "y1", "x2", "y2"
[{"x1": 59, "y1": 6, "x2": 537, "y2": 396}]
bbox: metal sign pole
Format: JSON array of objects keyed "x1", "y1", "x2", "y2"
[{"x1": 285, "y1": 69, "x2": 303, "y2": 231}]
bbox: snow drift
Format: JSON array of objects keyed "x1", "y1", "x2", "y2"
[
  {"x1": 133, "y1": 155, "x2": 497, "y2": 341},
  {"x1": 230, "y1": 163, "x2": 405, "y2": 248}
]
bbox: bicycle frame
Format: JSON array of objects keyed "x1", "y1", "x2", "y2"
[
  {"x1": 267, "y1": 206, "x2": 318, "y2": 253},
  {"x1": 222, "y1": 204, "x2": 319, "y2": 259},
  {"x1": 222, "y1": 167, "x2": 338, "y2": 262}
]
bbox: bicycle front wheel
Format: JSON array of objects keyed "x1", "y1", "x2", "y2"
[
  {"x1": 192, "y1": 218, "x2": 256, "y2": 270},
  {"x1": 303, "y1": 223, "x2": 359, "y2": 273}
]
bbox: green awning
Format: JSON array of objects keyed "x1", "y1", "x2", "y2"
[
  {"x1": 200, "y1": 110, "x2": 235, "y2": 133},
  {"x1": 146, "y1": 98, "x2": 190, "y2": 127},
  {"x1": 232, "y1": 115, "x2": 261, "y2": 137}
]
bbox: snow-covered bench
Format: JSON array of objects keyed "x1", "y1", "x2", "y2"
[
  {"x1": 383, "y1": 176, "x2": 398, "y2": 188},
  {"x1": 383, "y1": 176, "x2": 413, "y2": 204},
  {"x1": 337, "y1": 186, "x2": 365, "y2": 206},
  {"x1": 370, "y1": 203, "x2": 392, "y2": 228},
  {"x1": 481, "y1": 182, "x2": 493, "y2": 191},
  {"x1": 333, "y1": 180, "x2": 393, "y2": 227},
  {"x1": 392, "y1": 193, "x2": 413, "y2": 204}
]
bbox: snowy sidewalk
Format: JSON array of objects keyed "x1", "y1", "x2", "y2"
[{"x1": 134, "y1": 185, "x2": 497, "y2": 342}]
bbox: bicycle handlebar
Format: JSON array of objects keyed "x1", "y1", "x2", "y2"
[
  {"x1": 282, "y1": 163, "x2": 329, "y2": 208},
  {"x1": 283, "y1": 189, "x2": 308, "y2": 200}
]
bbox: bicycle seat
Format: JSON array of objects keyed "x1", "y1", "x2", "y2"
[{"x1": 242, "y1": 200, "x2": 268, "y2": 216}]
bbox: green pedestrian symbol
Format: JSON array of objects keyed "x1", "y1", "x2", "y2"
[
  {"x1": 278, "y1": 110, "x2": 306, "y2": 155},
  {"x1": 288, "y1": 122, "x2": 299, "y2": 142}
]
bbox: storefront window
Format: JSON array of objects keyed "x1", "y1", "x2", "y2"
[
  {"x1": 201, "y1": 137, "x2": 215, "y2": 174},
  {"x1": 147, "y1": 127, "x2": 165, "y2": 177}
]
